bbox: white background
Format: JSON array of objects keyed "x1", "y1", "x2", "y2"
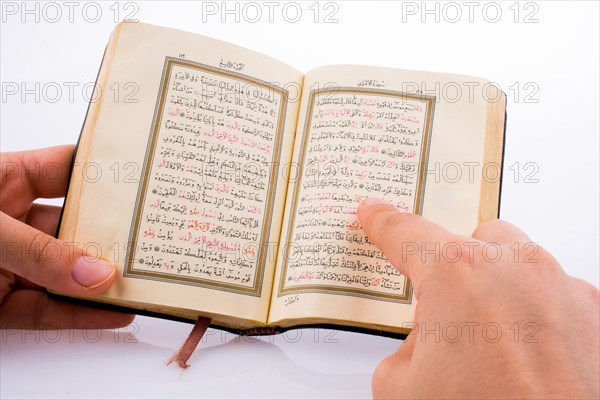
[{"x1": 1, "y1": 1, "x2": 598, "y2": 398}]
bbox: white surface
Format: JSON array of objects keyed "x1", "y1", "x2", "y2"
[{"x1": 1, "y1": 1, "x2": 598, "y2": 398}]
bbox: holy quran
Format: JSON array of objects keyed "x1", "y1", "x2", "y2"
[{"x1": 57, "y1": 21, "x2": 506, "y2": 337}]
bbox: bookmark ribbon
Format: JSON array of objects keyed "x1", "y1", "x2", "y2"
[{"x1": 166, "y1": 317, "x2": 211, "y2": 369}]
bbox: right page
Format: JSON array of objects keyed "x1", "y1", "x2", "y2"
[{"x1": 268, "y1": 65, "x2": 505, "y2": 334}]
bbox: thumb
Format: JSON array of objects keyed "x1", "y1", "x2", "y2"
[{"x1": 0, "y1": 212, "x2": 117, "y2": 294}]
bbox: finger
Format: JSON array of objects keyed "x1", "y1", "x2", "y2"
[
  {"x1": 0, "y1": 290, "x2": 134, "y2": 330},
  {"x1": 0, "y1": 145, "x2": 74, "y2": 206},
  {"x1": 1, "y1": 212, "x2": 117, "y2": 295},
  {"x1": 358, "y1": 198, "x2": 456, "y2": 285},
  {"x1": 25, "y1": 203, "x2": 62, "y2": 236},
  {"x1": 471, "y1": 219, "x2": 532, "y2": 245},
  {"x1": 22, "y1": 145, "x2": 75, "y2": 199}
]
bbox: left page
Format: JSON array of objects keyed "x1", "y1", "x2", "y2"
[{"x1": 58, "y1": 21, "x2": 303, "y2": 328}]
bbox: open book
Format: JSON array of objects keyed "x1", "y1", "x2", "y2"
[{"x1": 57, "y1": 21, "x2": 506, "y2": 337}]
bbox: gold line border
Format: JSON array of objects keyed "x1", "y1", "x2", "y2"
[
  {"x1": 124, "y1": 57, "x2": 288, "y2": 297},
  {"x1": 278, "y1": 87, "x2": 435, "y2": 304}
]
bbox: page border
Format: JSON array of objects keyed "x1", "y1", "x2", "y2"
[
  {"x1": 124, "y1": 57, "x2": 288, "y2": 297},
  {"x1": 278, "y1": 87, "x2": 435, "y2": 303}
]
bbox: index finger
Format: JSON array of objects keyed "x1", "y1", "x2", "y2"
[
  {"x1": 0, "y1": 145, "x2": 75, "y2": 204},
  {"x1": 357, "y1": 198, "x2": 456, "y2": 287}
]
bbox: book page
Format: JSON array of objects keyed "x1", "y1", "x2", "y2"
[
  {"x1": 59, "y1": 22, "x2": 303, "y2": 325},
  {"x1": 127, "y1": 59, "x2": 286, "y2": 294},
  {"x1": 269, "y1": 65, "x2": 503, "y2": 331}
]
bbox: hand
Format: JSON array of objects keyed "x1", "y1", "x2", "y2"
[
  {"x1": 358, "y1": 198, "x2": 599, "y2": 399},
  {"x1": 0, "y1": 145, "x2": 134, "y2": 329}
]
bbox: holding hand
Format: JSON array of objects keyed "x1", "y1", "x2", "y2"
[{"x1": 0, "y1": 145, "x2": 133, "y2": 329}]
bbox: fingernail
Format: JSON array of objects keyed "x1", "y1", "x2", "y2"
[
  {"x1": 361, "y1": 197, "x2": 388, "y2": 207},
  {"x1": 72, "y1": 257, "x2": 116, "y2": 289}
]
